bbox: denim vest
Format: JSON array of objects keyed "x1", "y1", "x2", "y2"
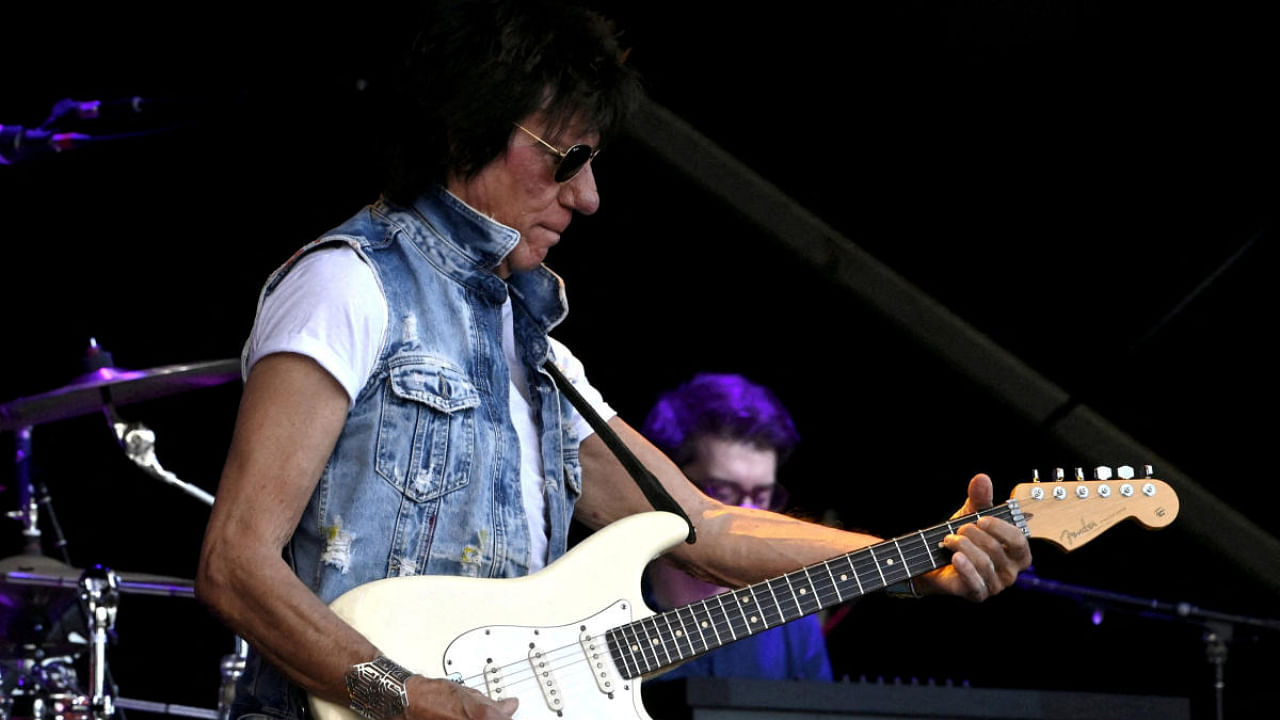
[{"x1": 235, "y1": 187, "x2": 584, "y2": 719}]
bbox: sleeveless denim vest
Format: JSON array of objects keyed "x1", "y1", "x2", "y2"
[{"x1": 234, "y1": 187, "x2": 584, "y2": 719}]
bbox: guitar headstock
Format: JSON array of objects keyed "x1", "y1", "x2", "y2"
[{"x1": 1009, "y1": 465, "x2": 1179, "y2": 551}]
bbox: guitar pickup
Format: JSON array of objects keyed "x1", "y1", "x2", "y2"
[
  {"x1": 579, "y1": 629, "x2": 617, "y2": 697},
  {"x1": 529, "y1": 644, "x2": 564, "y2": 714},
  {"x1": 482, "y1": 660, "x2": 506, "y2": 701}
]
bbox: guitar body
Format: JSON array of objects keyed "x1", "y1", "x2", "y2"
[{"x1": 309, "y1": 511, "x2": 691, "y2": 720}]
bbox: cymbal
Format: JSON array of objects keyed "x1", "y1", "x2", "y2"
[
  {"x1": 0, "y1": 358, "x2": 240, "y2": 432},
  {"x1": 0, "y1": 554, "x2": 195, "y2": 598}
]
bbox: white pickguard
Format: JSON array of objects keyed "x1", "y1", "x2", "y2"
[{"x1": 309, "y1": 511, "x2": 691, "y2": 720}]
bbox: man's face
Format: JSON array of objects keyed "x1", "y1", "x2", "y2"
[
  {"x1": 447, "y1": 114, "x2": 601, "y2": 278},
  {"x1": 683, "y1": 435, "x2": 780, "y2": 510}
]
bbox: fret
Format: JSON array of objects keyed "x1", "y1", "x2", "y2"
[
  {"x1": 693, "y1": 603, "x2": 714, "y2": 654},
  {"x1": 918, "y1": 529, "x2": 937, "y2": 569},
  {"x1": 644, "y1": 615, "x2": 673, "y2": 667},
  {"x1": 870, "y1": 545, "x2": 891, "y2": 587},
  {"x1": 605, "y1": 628, "x2": 637, "y2": 679},
  {"x1": 744, "y1": 586, "x2": 767, "y2": 631},
  {"x1": 853, "y1": 548, "x2": 885, "y2": 592},
  {"x1": 619, "y1": 621, "x2": 653, "y2": 675},
  {"x1": 658, "y1": 612, "x2": 680, "y2": 665},
  {"x1": 702, "y1": 597, "x2": 724, "y2": 647},
  {"x1": 836, "y1": 553, "x2": 865, "y2": 596},
  {"x1": 823, "y1": 559, "x2": 845, "y2": 604},
  {"x1": 715, "y1": 593, "x2": 739, "y2": 642},
  {"x1": 760, "y1": 578, "x2": 784, "y2": 627},
  {"x1": 798, "y1": 566, "x2": 822, "y2": 615},
  {"x1": 779, "y1": 573, "x2": 802, "y2": 621},
  {"x1": 670, "y1": 605, "x2": 699, "y2": 658},
  {"x1": 636, "y1": 617, "x2": 663, "y2": 672},
  {"x1": 887, "y1": 538, "x2": 911, "y2": 584}
]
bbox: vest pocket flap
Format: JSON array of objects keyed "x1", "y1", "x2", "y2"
[{"x1": 387, "y1": 359, "x2": 480, "y2": 413}]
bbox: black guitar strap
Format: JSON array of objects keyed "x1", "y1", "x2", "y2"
[{"x1": 543, "y1": 359, "x2": 697, "y2": 544}]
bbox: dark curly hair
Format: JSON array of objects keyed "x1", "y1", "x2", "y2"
[
  {"x1": 641, "y1": 374, "x2": 801, "y2": 468},
  {"x1": 383, "y1": 0, "x2": 642, "y2": 203}
]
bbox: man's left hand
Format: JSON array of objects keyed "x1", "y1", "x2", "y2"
[{"x1": 917, "y1": 474, "x2": 1032, "y2": 601}]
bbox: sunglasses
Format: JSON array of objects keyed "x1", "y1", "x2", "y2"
[{"x1": 513, "y1": 123, "x2": 599, "y2": 183}]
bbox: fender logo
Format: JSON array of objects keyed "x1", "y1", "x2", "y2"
[{"x1": 1060, "y1": 517, "x2": 1099, "y2": 546}]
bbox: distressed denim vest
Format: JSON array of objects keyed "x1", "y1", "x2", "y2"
[{"x1": 234, "y1": 187, "x2": 584, "y2": 719}]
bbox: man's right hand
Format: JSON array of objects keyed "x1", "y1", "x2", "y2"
[{"x1": 407, "y1": 676, "x2": 518, "y2": 720}]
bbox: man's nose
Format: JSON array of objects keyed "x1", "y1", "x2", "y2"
[{"x1": 560, "y1": 161, "x2": 599, "y2": 215}]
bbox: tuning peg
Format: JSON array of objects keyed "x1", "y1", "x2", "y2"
[
  {"x1": 1144, "y1": 464, "x2": 1155, "y2": 478},
  {"x1": 1074, "y1": 468, "x2": 1085, "y2": 481},
  {"x1": 1032, "y1": 469, "x2": 1041, "y2": 483},
  {"x1": 1093, "y1": 466, "x2": 1113, "y2": 481},
  {"x1": 1117, "y1": 465, "x2": 1135, "y2": 479},
  {"x1": 1054, "y1": 468, "x2": 1065, "y2": 482}
]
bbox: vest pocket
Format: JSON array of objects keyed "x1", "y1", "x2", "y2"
[{"x1": 376, "y1": 357, "x2": 481, "y2": 502}]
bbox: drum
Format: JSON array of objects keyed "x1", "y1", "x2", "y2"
[{"x1": 1, "y1": 657, "x2": 90, "y2": 720}]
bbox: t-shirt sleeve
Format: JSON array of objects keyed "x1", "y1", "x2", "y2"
[
  {"x1": 547, "y1": 337, "x2": 616, "y2": 441},
  {"x1": 243, "y1": 246, "x2": 387, "y2": 405}
]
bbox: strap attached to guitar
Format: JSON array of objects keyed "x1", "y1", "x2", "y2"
[{"x1": 543, "y1": 359, "x2": 697, "y2": 544}]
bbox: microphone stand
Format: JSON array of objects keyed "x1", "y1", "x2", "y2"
[{"x1": 1017, "y1": 573, "x2": 1280, "y2": 720}]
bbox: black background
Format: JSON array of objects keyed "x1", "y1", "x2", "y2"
[{"x1": 1, "y1": 3, "x2": 1275, "y2": 718}]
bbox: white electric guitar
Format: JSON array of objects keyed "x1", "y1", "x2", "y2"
[{"x1": 310, "y1": 473, "x2": 1178, "y2": 720}]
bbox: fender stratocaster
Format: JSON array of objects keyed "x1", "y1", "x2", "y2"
[{"x1": 310, "y1": 476, "x2": 1178, "y2": 720}]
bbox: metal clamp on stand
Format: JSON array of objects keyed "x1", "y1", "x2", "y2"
[
  {"x1": 79, "y1": 565, "x2": 120, "y2": 720},
  {"x1": 217, "y1": 637, "x2": 249, "y2": 720},
  {"x1": 107, "y1": 410, "x2": 217, "y2": 508}
]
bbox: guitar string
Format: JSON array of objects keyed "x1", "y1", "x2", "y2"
[{"x1": 454, "y1": 504, "x2": 1020, "y2": 691}]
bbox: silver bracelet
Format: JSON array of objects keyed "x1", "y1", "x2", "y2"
[{"x1": 345, "y1": 655, "x2": 413, "y2": 720}]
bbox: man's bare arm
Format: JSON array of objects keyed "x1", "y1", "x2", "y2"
[
  {"x1": 196, "y1": 353, "x2": 517, "y2": 720},
  {"x1": 575, "y1": 417, "x2": 1030, "y2": 600}
]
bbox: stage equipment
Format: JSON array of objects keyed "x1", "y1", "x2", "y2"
[
  {"x1": 642, "y1": 676, "x2": 1190, "y2": 720},
  {"x1": 2, "y1": 344, "x2": 244, "y2": 720},
  {"x1": 1018, "y1": 572, "x2": 1280, "y2": 720}
]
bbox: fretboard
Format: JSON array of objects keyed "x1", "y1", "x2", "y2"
[{"x1": 605, "y1": 502, "x2": 1025, "y2": 678}]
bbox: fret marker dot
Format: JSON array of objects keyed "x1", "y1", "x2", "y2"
[
  {"x1": 886, "y1": 559, "x2": 895, "y2": 566},
  {"x1": 750, "y1": 616, "x2": 758, "y2": 624},
  {"x1": 650, "y1": 638, "x2": 659, "y2": 646},
  {"x1": 675, "y1": 630, "x2": 684, "y2": 637},
  {"x1": 840, "y1": 574, "x2": 847, "y2": 581},
  {"x1": 799, "y1": 588, "x2": 807, "y2": 595},
  {"x1": 700, "y1": 621, "x2": 709, "y2": 628}
]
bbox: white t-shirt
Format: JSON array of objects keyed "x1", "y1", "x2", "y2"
[{"x1": 243, "y1": 246, "x2": 614, "y2": 569}]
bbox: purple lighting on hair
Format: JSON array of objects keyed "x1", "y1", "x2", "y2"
[
  {"x1": 1091, "y1": 608, "x2": 1104, "y2": 626},
  {"x1": 640, "y1": 373, "x2": 799, "y2": 465}
]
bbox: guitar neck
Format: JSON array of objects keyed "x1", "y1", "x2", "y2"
[{"x1": 606, "y1": 502, "x2": 1026, "y2": 678}]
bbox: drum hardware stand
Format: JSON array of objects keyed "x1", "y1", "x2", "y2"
[
  {"x1": 79, "y1": 565, "x2": 120, "y2": 720},
  {"x1": 9, "y1": 425, "x2": 40, "y2": 549},
  {"x1": 100, "y1": 405, "x2": 246, "y2": 720},
  {"x1": 216, "y1": 637, "x2": 248, "y2": 720}
]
